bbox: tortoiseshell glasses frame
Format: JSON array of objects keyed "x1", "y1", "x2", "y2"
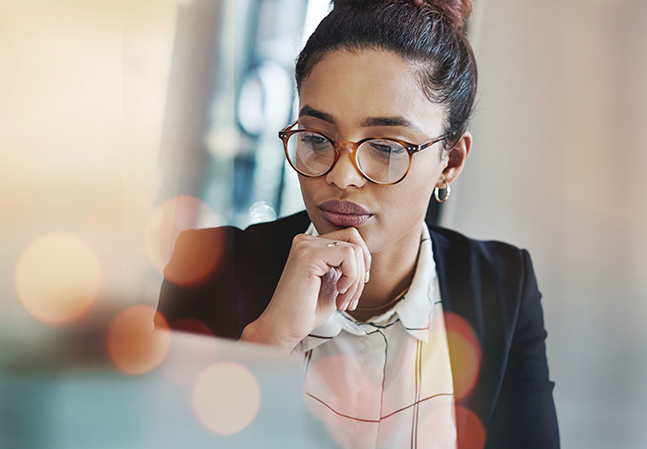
[{"x1": 279, "y1": 121, "x2": 452, "y2": 185}]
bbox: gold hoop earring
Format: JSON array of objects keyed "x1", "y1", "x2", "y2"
[{"x1": 434, "y1": 181, "x2": 451, "y2": 203}]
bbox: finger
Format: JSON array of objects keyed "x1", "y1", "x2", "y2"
[
  {"x1": 336, "y1": 244, "x2": 365, "y2": 311},
  {"x1": 319, "y1": 267, "x2": 341, "y2": 305},
  {"x1": 333, "y1": 246, "x2": 361, "y2": 310},
  {"x1": 348, "y1": 244, "x2": 365, "y2": 310},
  {"x1": 333, "y1": 245, "x2": 357, "y2": 295},
  {"x1": 321, "y1": 228, "x2": 371, "y2": 280}
]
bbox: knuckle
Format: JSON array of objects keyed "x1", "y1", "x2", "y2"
[
  {"x1": 352, "y1": 243, "x2": 363, "y2": 256},
  {"x1": 292, "y1": 234, "x2": 307, "y2": 245},
  {"x1": 291, "y1": 234, "x2": 318, "y2": 253},
  {"x1": 341, "y1": 246, "x2": 355, "y2": 258},
  {"x1": 296, "y1": 245, "x2": 316, "y2": 260},
  {"x1": 291, "y1": 243, "x2": 316, "y2": 262},
  {"x1": 347, "y1": 227, "x2": 361, "y2": 239}
]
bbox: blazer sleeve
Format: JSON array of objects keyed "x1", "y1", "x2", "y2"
[
  {"x1": 156, "y1": 226, "x2": 260, "y2": 339},
  {"x1": 156, "y1": 212, "x2": 308, "y2": 339},
  {"x1": 485, "y1": 249, "x2": 560, "y2": 448}
]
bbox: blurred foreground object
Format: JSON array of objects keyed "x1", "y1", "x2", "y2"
[{"x1": 0, "y1": 331, "x2": 337, "y2": 449}]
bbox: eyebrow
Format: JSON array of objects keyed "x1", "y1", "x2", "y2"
[
  {"x1": 299, "y1": 105, "x2": 422, "y2": 133},
  {"x1": 360, "y1": 116, "x2": 422, "y2": 133},
  {"x1": 299, "y1": 105, "x2": 336, "y2": 123}
]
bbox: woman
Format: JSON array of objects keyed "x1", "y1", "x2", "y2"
[{"x1": 158, "y1": 0, "x2": 559, "y2": 447}]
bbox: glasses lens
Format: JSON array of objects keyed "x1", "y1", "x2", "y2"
[
  {"x1": 286, "y1": 131, "x2": 335, "y2": 176},
  {"x1": 357, "y1": 139, "x2": 410, "y2": 183}
]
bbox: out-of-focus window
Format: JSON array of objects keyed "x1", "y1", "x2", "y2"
[{"x1": 158, "y1": 0, "x2": 330, "y2": 230}]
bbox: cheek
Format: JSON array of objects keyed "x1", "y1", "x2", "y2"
[
  {"x1": 298, "y1": 178, "x2": 332, "y2": 232},
  {"x1": 383, "y1": 173, "x2": 437, "y2": 222},
  {"x1": 398, "y1": 162, "x2": 439, "y2": 204},
  {"x1": 407, "y1": 156, "x2": 445, "y2": 199},
  {"x1": 376, "y1": 183, "x2": 430, "y2": 231},
  {"x1": 384, "y1": 185, "x2": 433, "y2": 219},
  {"x1": 298, "y1": 177, "x2": 317, "y2": 206}
]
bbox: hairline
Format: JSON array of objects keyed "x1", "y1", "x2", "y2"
[{"x1": 296, "y1": 45, "x2": 451, "y2": 161}]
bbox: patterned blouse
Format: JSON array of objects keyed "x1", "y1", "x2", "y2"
[{"x1": 296, "y1": 223, "x2": 457, "y2": 449}]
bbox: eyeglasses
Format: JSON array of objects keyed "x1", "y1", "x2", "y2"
[{"x1": 279, "y1": 121, "x2": 449, "y2": 185}]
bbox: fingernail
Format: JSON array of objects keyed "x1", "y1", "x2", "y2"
[{"x1": 365, "y1": 271, "x2": 370, "y2": 283}]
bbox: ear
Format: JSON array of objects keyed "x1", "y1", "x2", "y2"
[{"x1": 436, "y1": 131, "x2": 472, "y2": 188}]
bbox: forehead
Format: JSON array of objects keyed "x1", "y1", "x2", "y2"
[{"x1": 298, "y1": 49, "x2": 445, "y2": 135}]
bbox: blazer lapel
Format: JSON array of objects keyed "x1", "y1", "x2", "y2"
[
  {"x1": 430, "y1": 227, "x2": 500, "y2": 448},
  {"x1": 430, "y1": 227, "x2": 472, "y2": 445}
]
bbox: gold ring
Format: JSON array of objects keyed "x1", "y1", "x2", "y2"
[{"x1": 327, "y1": 241, "x2": 339, "y2": 247}]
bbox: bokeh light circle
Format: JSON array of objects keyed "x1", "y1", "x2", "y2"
[
  {"x1": 170, "y1": 317, "x2": 213, "y2": 336},
  {"x1": 455, "y1": 406, "x2": 487, "y2": 449},
  {"x1": 107, "y1": 305, "x2": 171, "y2": 376},
  {"x1": 249, "y1": 201, "x2": 277, "y2": 224},
  {"x1": 144, "y1": 195, "x2": 223, "y2": 287},
  {"x1": 192, "y1": 362, "x2": 261, "y2": 435},
  {"x1": 444, "y1": 312, "x2": 482, "y2": 400},
  {"x1": 414, "y1": 399, "x2": 458, "y2": 448},
  {"x1": 15, "y1": 233, "x2": 101, "y2": 324}
]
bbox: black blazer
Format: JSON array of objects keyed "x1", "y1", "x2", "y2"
[{"x1": 158, "y1": 211, "x2": 559, "y2": 449}]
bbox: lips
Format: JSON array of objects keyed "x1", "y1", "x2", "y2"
[{"x1": 319, "y1": 200, "x2": 372, "y2": 228}]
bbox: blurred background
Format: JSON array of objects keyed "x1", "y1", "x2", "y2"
[{"x1": 0, "y1": 0, "x2": 645, "y2": 447}]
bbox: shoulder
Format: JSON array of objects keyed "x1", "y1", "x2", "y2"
[
  {"x1": 165, "y1": 210, "x2": 310, "y2": 283},
  {"x1": 242, "y1": 210, "x2": 312, "y2": 248},
  {"x1": 170, "y1": 210, "x2": 310, "y2": 255},
  {"x1": 429, "y1": 226, "x2": 539, "y2": 329},
  {"x1": 430, "y1": 227, "x2": 558, "y2": 445},
  {"x1": 159, "y1": 211, "x2": 311, "y2": 338},
  {"x1": 429, "y1": 225, "x2": 531, "y2": 273}
]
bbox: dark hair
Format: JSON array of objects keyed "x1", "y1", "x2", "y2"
[{"x1": 295, "y1": 0, "x2": 477, "y2": 146}]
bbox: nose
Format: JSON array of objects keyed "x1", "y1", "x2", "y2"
[{"x1": 325, "y1": 144, "x2": 367, "y2": 190}]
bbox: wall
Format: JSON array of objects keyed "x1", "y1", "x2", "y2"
[
  {"x1": 444, "y1": 1, "x2": 647, "y2": 447},
  {"x1": 0, "y1": 0, "x2": 180, "y2": 349}
]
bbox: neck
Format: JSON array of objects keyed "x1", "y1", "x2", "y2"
[{"x1": 348, "y1": 222, "x2": 423, "y2": 322}]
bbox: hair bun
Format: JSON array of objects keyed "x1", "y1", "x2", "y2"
[{"x1": 333, "y1": 0, "x2": 473, "y2": 32}]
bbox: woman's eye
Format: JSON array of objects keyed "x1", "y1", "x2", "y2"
[
  {"x1": 300, "y1": 134, "x2": 329, "y2": 149},
  {"x1": 368, "y1": 141, "x2": 406, "y2": 156}
]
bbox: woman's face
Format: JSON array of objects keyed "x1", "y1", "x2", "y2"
[{"x1": 297, "y1": 49, "x2": 469, "y2": 255}]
